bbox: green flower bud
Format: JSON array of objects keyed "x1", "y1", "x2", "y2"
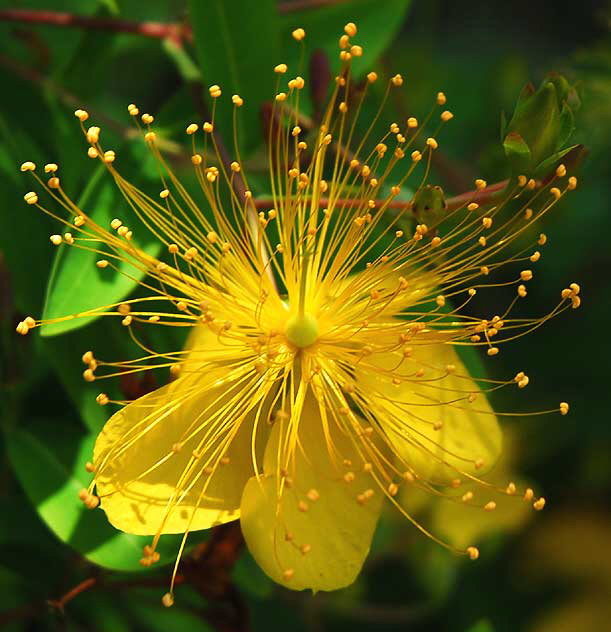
[{"x1": 502, "y1": 73, "x2": 580, "y2": 176}]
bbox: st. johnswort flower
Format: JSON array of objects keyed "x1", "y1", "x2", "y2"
[{"x1": 17, "y1": 23, "x2": 581, "y2": 604}]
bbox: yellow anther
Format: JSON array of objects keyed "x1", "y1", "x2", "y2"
[
  {"x1": 207, "y1": 231, "x2": 219, "y2": 244},
  {"x1": 127, "y1": 103, "x2": 139, "y2": 116},
  {"x1": 83, "y1": 368, "x2": 95, "y2": 382},
  {"x1": 141, "y1": 113, "x2": 154, "y2": 125},
  {"x1": 203, "y1": 122, "x2": 214, "y2": 133},
  {"x1": 96, "y1": 393, "x2": 109, "y2": 406},
  {"x1": 568, "y1": 176, "x2": 577, "y2": 189},
  {"x1": 467, "y1": 202, "x2": 479, "y2": 211},
  {"x1": 121, "y1": 315, "x2": 132, "y2": 326},
  {"x1": 24, "y1": 192, "x2": 38, "y2": 205},
  {"x1": 20, "y1": 161, "x2": 36, "y2": 172},
  {"x1": 161, "y1": 593, "x2": 174, "y2": 608},
  {"x1": 50, "y1": 235, "x2": 63, "y2": 246},
  {"x1": 441, "y1": 110, "x2": 454, "y2": 121},
  {"x1": 232, "y1": 94, "x2": 244, "y2": 106},
  {"x1": 530, "y1": 250, "x2": 541, "y2": 262},
  {"x1": 426, "y1": 137, "x2": 438, "y2": 149},
  {"x1": 96, "y1": 259, "x2": 109, "y2": 269},
  {"x1": 559, "y1": 402, "x2": 569, "y2": 415},
  {"x1": 191, "y1": 154, "x2": 203, "y2": 165},
  {"x1": 520, "y1": 269, "x2": 533, "y2": 281},
  {"x1": 367, "y1": 71, "x2": 378, "y2": 83},
  {"x1": 506, "y1": 482, "x2": 516, "y2": 495},
  {"x1": 74, "y1": 109, "x2": 89, "y2": 121},
  {"x1": 411, "y1": 150, "x2": 422, "y2": 162},
  {"x1": 533, "y1": 497, "x2": 546, "y2": 511},
  {"x1": 344, "y1": 22, "x2": 357, "y2": 36},
  {"x1": 292, "y1": 28, "x2": 305, "y2": 41},
  {"x1": 484, "y1": 501, "x2": 497, "y2": 511},
  {"x1": 391, "y1": 74, "x2": 403, "y2": 86},
  {"x1": 103, "y1": 150, "x2": 116, "y2": 164},
  {"x1": 523, "y1": 488, "x2": 534, "y2": 502},
  {"x1": 87, "y1": 147, "x2": 98, "y2": 159},
  {"x1": 209, "y1": 85, "x2": 222, "y2": 98},
  {"x1": 436, "y1": 295, "x2": 446, "y2": 307},
  {"x1": 144, "y1": 132, "x2": 156, "y2": 143},
  {"x1": 518, "y1": 284, "x2": 527, "y2": 297},
  {"x1": 538, "y1": 233, "x2": 547, "y2": 245},
  {"x1": 350, "y1": 45, "x2": 363, "y2": 57},
  {"x1": 306, "y1": 489, "x2": 320, "y2": 502},
  {"x1": 186, "y1": 123, "x2": 198, "y2": 134},
  {"x1": 466, "y1": 546, "x2": 479, "y2": 560},
  {"x1": 475, "y1": 178, "x2": 487, "y2": 189},
  {"x1": 274, "y1": 63, "x2": 287, "y2": 73},
  {"x1": 550, "y1": 187, "x2": 561, "y2": 199},
  {"x1": 556, "y1": 164, "x2": 566, "y2": 177},
  {"x1": 462, "y1": 491, "x2": 474, "y2": 503}
]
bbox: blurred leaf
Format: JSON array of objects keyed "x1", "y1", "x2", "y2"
[
  {"x1": 0, "y1": 114, "x2": 54, "y2": 315},
  {"x1": 466, "y1": 620, "x2": 495, "y2": 632},
  {"x1": 188, "y1": 0, "x2": 279, "y2": 154},
  {"x1": 128, "y1": 597, "x2": 214, "y2": 632},
  {"x1": 6, "y1": 423, "x2": 187, "y2": 571},
  {"x1": 41, "y1": 318, "x2": 125, "y2": 432},
  {"x1": 41, "y1": 169, "x2": 161, "y2": 336},
  {"x1": 280, "y1": 0, "x2": 412, "y2": 78}
]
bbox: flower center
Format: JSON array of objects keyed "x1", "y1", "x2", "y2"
[{"x1": 285, "y1": 312, "x2": 319, "y2": 348}]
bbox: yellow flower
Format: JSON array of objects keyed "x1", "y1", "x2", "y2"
[{"x1": 18, "y1": 23, "x2": 581, "y2": 601}]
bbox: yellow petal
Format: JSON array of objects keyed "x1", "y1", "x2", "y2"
[
  {"x1": 240, "y1": 390, "x2": 383, "y2": 591},
  {"x1": 94, "y1": 329, "x2": 269, "y2": 535},
  {"x1": 356, "y1": 342, "x2": 502, "y2": 483}
]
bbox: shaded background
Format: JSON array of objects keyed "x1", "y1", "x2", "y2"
[{"x1": 1, "y1": 0, "x2": 610, "y2": 630}]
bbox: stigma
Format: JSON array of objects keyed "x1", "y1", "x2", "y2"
[{"x1": 285, "y1": 312, "x2": 319, "y2": 349}]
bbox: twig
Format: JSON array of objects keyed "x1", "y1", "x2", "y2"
[
  {"x1": 47, "y1": 577, "x2": 98, "y2": 613},
  {"x1": 0, "y1": 8, "x2": 190, "y2": 44},
  {"x1": 252, "y1": 179, "x2": 509, "y2": 213}
]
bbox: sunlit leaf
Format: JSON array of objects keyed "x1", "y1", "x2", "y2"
[{"x1": 6, "y1": 423, "x2": 189, "y2": 571}]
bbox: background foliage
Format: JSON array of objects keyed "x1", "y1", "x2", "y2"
[{"x1": 1, "y1": 0, "x2": 609, "y2": 630}]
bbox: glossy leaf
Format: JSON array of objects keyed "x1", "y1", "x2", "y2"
[
  {"x1": 280, "y1": 0, "x2": 412, "y2": 78},
  {"x1": 41, "y1": 172, "x2": 161, "y2": 336},
  {"x1": 6, "y1": 423, "x2": 188, "y2": 571},
  {"x1": 188, "y1": 0, "x2": 279, "y2": 154}
]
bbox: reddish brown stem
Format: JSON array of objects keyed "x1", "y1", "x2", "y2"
[
  {"x1": 0, "y1": 2, "x2": 343, "y2": 41},
  {"x1": 253, "y1": 179, "x2": 509, "y2": 212},
  {"x1": 0, "y1": 8, "x2": 191, "y2": 43},
  {"x1": 48, "y1": 577, "x2": 98, "y2": 613}
]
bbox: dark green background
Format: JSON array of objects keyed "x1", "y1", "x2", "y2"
[{"x1": 1, "y1": 1, "x2": 609, "y2": 630}]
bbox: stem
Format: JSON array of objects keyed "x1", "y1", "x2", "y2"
[
  {"x1": 0, "y1": 9, "x2": 190, "y2": 43},
  {"x1": 253, "y1": 180, "x2": 509, "y2": 213}
]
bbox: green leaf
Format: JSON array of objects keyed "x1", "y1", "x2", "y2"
[
  {"x1": 0, "y1": 114, "x2": 54, "y2": 315},
  {"x1": 5, "y1": 423, "x2": 189, "y2": 571},
  {"x1": 188, "y1": 0, "x2": 280, "y2": 154},
  {"x1": 465, "y1": 620, "x2": 495, "y2": 632},
  {"x1": 41, "y1": 171, "x2": 161, "y2": 336},
  {"x1": 280, "y1": 0, "x2": 412, "y2": 79},
  {"x1": 503, "y1": 131, "x2": 531, "y2": 173},
  {"x1": 41, "y1": 318, "x2": 126, "y2": 432}
]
